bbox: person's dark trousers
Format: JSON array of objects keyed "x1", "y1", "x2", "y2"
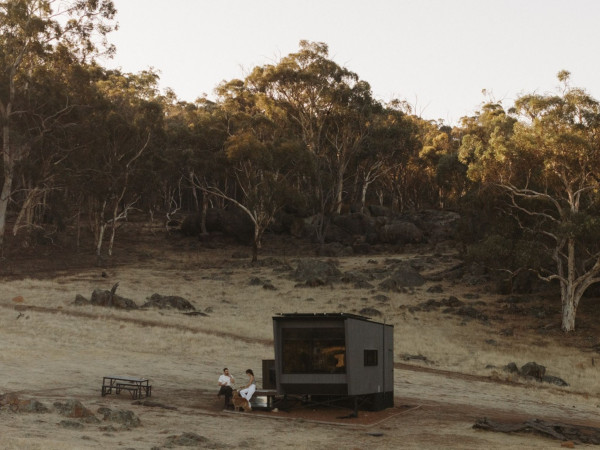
[{"x1": 218, "y1": 386, "x2": 233, "y2": 407}]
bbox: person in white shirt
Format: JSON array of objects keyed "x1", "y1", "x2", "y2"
[
  {"x1": 239, "y1": 369, "x2": 256, "y2": 410},
  {"x1": 217, "y1": 368, "x2": 235, "y2": 409}
]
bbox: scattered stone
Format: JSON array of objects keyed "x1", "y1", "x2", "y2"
[
  {"x1": 98, "y1": 408, "x2": 141, "y2": 429},
  {"x1": 454, "y1": 306, "x2": 488, "y2": 321},
  {"x1": 400, "y1": 354, "x2": 430, "y2": 363},
  {"x1": 359, "y1": 307, "x2": 382, "y2": 317},
  {"x1": 440, "y1": 296, "x2": 464, "y2": 308},
  {"x1": 474, "y1": 417, "x2": 600, "y2": 444},
  {"x1": 372, "y1": 294, "x2": 389, "y2": 302},
  {"x1": 263, "y1": 283, "x2": 276, "y2": 290},
  {"x1": 59, "y1": 420, "x2": 84, "y2": 429},
  {"x1": 249, "y1": 277, "x2": 262, "y2": 285},
  {"x1": 542, "y1": 375, "x2": 569, "y2": 387},
  {"x1": 54, "y1": 400, "x2": 94, "y2": 418},
  {"x1": 1, "y1": 394, "x2": 49, "y2": 414},
  {"x1": 142, "y1": 293, "x2": 195, "y2": 311},
  {"x1": 426, "y1": 284, "x2": 443, "y2": 293},
  {"x1": 163, "y1": 432, "x2": 215, "y2": 448}
]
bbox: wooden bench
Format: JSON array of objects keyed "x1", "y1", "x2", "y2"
[
  {"x1": 249, "y1": 389, "x2": 278, "y2": 410},
  {"x1": 101, "y1": 376, "x2": 151, "y2": 400}
]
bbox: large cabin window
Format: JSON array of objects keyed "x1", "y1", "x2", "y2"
[{"x1": 282, "y1": 327, "x2": 346, "y2": 374}]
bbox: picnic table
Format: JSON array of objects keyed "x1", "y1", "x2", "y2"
[{"x1": 101, "y1": 375, "x2": 151, "y2": 400}]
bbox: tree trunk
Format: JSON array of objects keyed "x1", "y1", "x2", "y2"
[
  {"x1": 0, "y1": 123, "x2": 13, "y2": 253},
  {"x1": 200, "y1": 192, "x2": 208, "y2": 235},
  {"x1": 335, "y1": 169, "x2": 344, "y2": 214},
  {"x1": 561, "y1": 294, "x2": 577, "y2": 332}
]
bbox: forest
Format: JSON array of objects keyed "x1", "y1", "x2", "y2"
[{"x1": 2, "y1": 1, "x2": 600, "y2": 333}]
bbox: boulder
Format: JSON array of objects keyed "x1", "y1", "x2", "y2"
[
  {"x1": 379, "y1": 264, "x2": 425, "y2": 291},
  {"x1": 98, "y1": 407, "x2": 141, "y2": 428},
  {"x1": 90, "y1": 289, "x2": 137, "y2": 310},
  {"x1": 54, "y1": 400, "x2": 94, "y2": 418},
  {"x1": 377, "y1": 221, "x2": 424, "y2": 244},
  {"x1": 520, "y1": 362, "x2": 546, "y2": 380},
  {"x1": 142, "y1": 293, "x2": 195, "y2": 311},
  {"x1": 292, "y1": 259, "x2": 342, "y2": 285}
]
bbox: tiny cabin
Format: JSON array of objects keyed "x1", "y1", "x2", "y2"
[{"x1": 272, "y1": 313, "x2": 393, "y2": 410}]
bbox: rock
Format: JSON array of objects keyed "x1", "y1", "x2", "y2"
[
  {"x1": 142, "y1": 293, "x2": 195, "y2": 311},
  {"x1": 59, "y1": 420, "x2": 84, "y2": 429},
  {"x1": 163, "y1": 432, "x2": 212, "y2": 448},
  {"x1": 378, "y1": 221, "x2": 424, "y2": 244},
  {"x1": 90, "y1": 289, "x2": 137, "y2": 310},
  {"x1": 440, "y1": 296, "x2": 464, "y2": 308},
  {"x1": 98, "y1": 408, "x2": 141, "y2": 428},
  {"x1": 427, "y1": 284, "x2": 444, "y2": 293},
  {"x1": 520, "y1": 362, "x2": 546, "y2": 380},
  {"x1": 542, "y1": 375, "x2": 569, "y2": 387},
  {"x1": 331, "y1": 213, "x2": 377, "y2": 236},
  {"x1": 249, "y1": 277, "x2": 262, "y2": 286},
  {"x1": 504, "y1": 362, "x2": 519, "y2": 374},
  {"x1": 359, "y1": 307, "x2": 382, "y2": 317},
  {"x1": 54, "y1": 400, "x2": 94, "y2": 418},
  {"x1": 378, "y1": 264, "x2": 425, "y2": 291},
  {"x1": 372, "y1": 294, "x2": 389, "y2": 302},
  {"x1": 401, "y1": 354, "x2": 430, "y2": 363},
  {"x1": 2, "y1": 395, "x2": 49, "y2": 413},
  {"x1": 454, "y1": 306, "x2": 488, "y2": 321},
  {"x1": 73, "y1": 294, "x2": 89, "y2": 305},
  {"x1": 292, "y1": 259, "x2": 342, "y2": 285}
]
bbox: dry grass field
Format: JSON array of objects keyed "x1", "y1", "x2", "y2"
[{"x1": 1, "y1": 229, "x2": 599, "y2": 449}]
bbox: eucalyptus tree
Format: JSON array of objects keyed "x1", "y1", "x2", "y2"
[
  {"x1": 459, "y1": 72, "x2": 600, "y2": 332},
  {"x1": 246, "y1": 41, "x2": 378, "y2": 240},
  {"x1": 197, "y1": 77, "x2": 301, "y2": 262},
  {"x1": 160, "y1": 94, "x2": 228, "y2": 233},
  {"x1": 0, "y1": 0, "x2": 116, "y2": 252},
  {"x1": 357, "y1": 101, "x2": 421, "y2": 212},
  {"x1": 80, "y1": 69, "x2": 162, "y2": 261}
]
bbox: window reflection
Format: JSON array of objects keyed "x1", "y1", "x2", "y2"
[{"x1": 282, "y1": 328, "x2": 346, "y2": 374}]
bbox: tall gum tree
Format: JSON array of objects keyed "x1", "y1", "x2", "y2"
[
  {"x1": 459, "y1": 72, "x2": 600, "y2": 332},
  {"x1": 246, "y1": 41, "x2": 377, "y2": 240},
  {"x1": 0, "y1": 0, "x2": 116, "y2": 253}
]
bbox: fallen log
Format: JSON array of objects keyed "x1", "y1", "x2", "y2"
[{"x1": 473, "y1": 417, "x2": 600, "y2": 444}]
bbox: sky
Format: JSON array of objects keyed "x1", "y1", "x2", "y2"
[{"x1": 102, "y1": 0, "x2": 600, "y2": 125}]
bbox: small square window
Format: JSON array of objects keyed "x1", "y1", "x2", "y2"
[{"x1": 364, "y1": 349, "x2": 378, "y2": 366}]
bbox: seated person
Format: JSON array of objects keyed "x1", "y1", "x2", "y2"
[{"x1": 217, "y1": 367, "x2": 234, "y2": 408}]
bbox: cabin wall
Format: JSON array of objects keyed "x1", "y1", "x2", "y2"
[{"x1": 345, "y1": 319, "x2": 394, "y2": 396}]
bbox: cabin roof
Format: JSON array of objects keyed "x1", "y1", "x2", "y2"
[{"x1": 273, "y1": 312, "x2": 391, "y2": 327}]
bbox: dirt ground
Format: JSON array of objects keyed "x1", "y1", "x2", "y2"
[{"x1": 0, "y1": 230, "x2": 599, "y2": 449}]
